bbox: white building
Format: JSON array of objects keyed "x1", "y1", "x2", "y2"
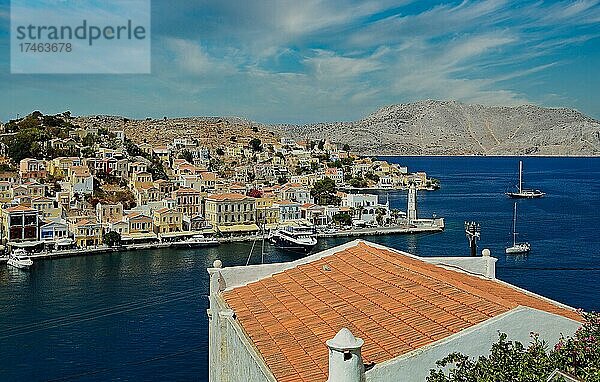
[
  {"x1": 341, "y1": 193, "x2": 389, "y2": 225},
  {"x1": 273, "y1": 200, "x2": 301, "y2": 222},
  {"x1": 207, "y1": 240, "x2": 581, "y2": 382}
]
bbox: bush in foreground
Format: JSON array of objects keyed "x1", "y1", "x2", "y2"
[{"x1": 427, "y1": 311, "x2": 600, "y2": 381}]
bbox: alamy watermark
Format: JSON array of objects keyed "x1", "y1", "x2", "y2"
[{"x1": 11, "y1": 0, "x2": 151, "y2": 74}]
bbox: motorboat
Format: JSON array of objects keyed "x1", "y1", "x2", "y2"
[
  {"x1": 7, "y1": 249, "x2": 33, "y2": 269},
  {"x1": 171, "y1": 234, "x2": 219, "y2": 248},
  {"x1": 506, "y1": 161, "x2": 545, "y2": 198},
  {"x1": 269, "y1": 225, "x2": 317, "y2": 252},
  {"x1": 505, "y1": 202, "x2": 531, "y2": 254}
]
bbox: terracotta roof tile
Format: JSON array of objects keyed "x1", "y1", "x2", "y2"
[{"x1": 222, "y1": 242, "x2": 580, "y2": 382}]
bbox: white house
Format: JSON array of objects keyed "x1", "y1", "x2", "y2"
[
  {"x1": 273, "y1": 200, "x2": 301, "y2": 222},
  {"x1": 341, "y1": 193, "x2": 390, "y2": 225},
  {"x1": 39, "y1": 220, "x2": 70, "y2": 242}
]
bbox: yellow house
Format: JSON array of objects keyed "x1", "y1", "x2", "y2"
[
  {"x1": 204, "y1": 193, "x2": 257, "y2": 228},
  {"x1": 153, "y1": 207, "x2": 183, "y2": 234},
  {"x1": 70, "y1": 219, "x2": 103, "y2": 248},
  {"x1": 255, "y1": 197, "x2": 280, "y2": 225},
  {"x1": 48, "y1": 157, "x2": 82, "y2": 177},
  {"x1": 0, "y1": 181, "x2": 12, "y2": 203},
  {"x1": 152, "y1": 146, "x2": 170, "y2": 165},
  {"x1": 24, "y1": 181, "x2": 46, "y2": 198},
  {"x1": 31, "y1": 196, "x2": 62, "y2": 220},
  {"x1": 127, "y1": 212, "x2": 154, "y2": 234},
  {"x1": 131, "y1": 171, "x2": 153, "y2": 189}
]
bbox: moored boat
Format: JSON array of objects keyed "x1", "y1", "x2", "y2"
[
  {"x1": 171, "y1": 235, "x2": 219, "y2": 248},
  {"x1": 269, "y1": 225, "x2": 317, "y2": 252},
  {"x1": 506, "y1": 161, "x2": 545, "y2": 198},
  {"x1": 7, "y1": 249, "x2": 33, "y2": 269},
  {"x1": 505, "y1": 202, "x2": 531, "y2": 254}
]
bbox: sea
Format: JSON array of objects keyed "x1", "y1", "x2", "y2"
[{"x1": 0, "y1": 156, "x2": 598, "y2": 381}]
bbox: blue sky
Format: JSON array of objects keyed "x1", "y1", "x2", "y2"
[{"x1": 1, "y1": 0, "x2": 599, "y2": 123}]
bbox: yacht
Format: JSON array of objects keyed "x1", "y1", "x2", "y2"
[
  {"x1": 7, "y1": 249, "x2": 33, "y2": 269},
  {"x1": 506, "y1": 161, "x2": 545, "y2": 198},
  {"x1": 269, "y1": 225, "x2": 317, "y2": 252},
  {"x1": 505, "y1": 202, "x2": 531, "y2": 254},
  {"x1": 172, "y1": 234, "x2": 219, "y2": 248}
]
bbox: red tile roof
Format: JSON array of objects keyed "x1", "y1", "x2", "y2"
[
  {"x1": 207, "y1": 192, "x2": 250, "y2": 201},
  {"x1": 222, "y1": 242, "x2": 580, "y2": 382},
  {"x1": 4, "y1": 205, "x2": 35, "y2": 213}
]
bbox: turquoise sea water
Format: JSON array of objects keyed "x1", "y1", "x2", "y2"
[{"x1": 0, "y1": 156, "x2": 598, "y2": 381}]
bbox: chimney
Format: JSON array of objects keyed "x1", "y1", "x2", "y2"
[
  {"x1": 481, "y1": 248, "x2": 496, "y2": 279},
  {"x1": 326, "y1": 328, "x2": 365, "y2": 382}
]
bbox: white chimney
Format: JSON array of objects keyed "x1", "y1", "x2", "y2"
[{"x1": 326, "y1": 328, "x2": 365, "y2": 382}]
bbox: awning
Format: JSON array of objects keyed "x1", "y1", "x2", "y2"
[
  {"x1": 56, "y1": 238, "x2": 74, "y2": 246},
  {"x1": 8, "y1": 241, "x2": 43, "y2": 248},
  {"x1": 217, "y1": 224, "x2": 259, "y2": 233},
  {"x1": 159, "y1": 231, "x2": 198, "y2": 239},
  {"x1": 121, "y1": 232, "x2": 158, "y2": 241}
]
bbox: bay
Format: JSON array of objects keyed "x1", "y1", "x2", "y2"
[{"x1": 1, "y1": 156, "x2": 598, "y2": 381}]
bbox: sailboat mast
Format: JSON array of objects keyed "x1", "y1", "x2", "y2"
[
  {"x1": 519, "y1": 161, "x2": 523, "y2": 193},
  {"x1": 512, "y1": 202, "x2": 517, "y2": 246}
]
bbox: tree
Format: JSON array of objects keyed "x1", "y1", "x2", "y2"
[
  {"x1": 216, "y1": 148, "x2": 225, "y2": 156},
  {"x1": 427, "y1": 311, "x2": 600, "y2": 382},
  {"x1": 364, "y1": 172, "x2": 380, "y2": 183},
  {"x1": 3, "y1": 126, "x2": 53, "y2": 162},
  {"x1": 318, "y1": 140, "x2": 325, "y2": 150},
  {"x1": 103, "y1": 231, "x2": 122, "y2": 247},
  {"x1": 348, "y1": 178, "x2": 368, "y2": 188},
  {"x1": 375, "y1": 207, "x2": 387, "y2": 226},
  {"x1": 342, "y1": 143, "x2": 351, "y2": 152},
  {"x1": 311, "y1": 177, "x2": 341, "y2": 206},
  {"x1": 332, "y1": 212, "x2": 352, "y2": 227},
  {"x1": 179, "y1": 149, "x2": 194, "y2": 164},
  {"x1": 249, "y1": 138, "x2": 263, "y2": 152}
]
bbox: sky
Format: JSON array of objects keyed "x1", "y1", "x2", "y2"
[{"x1": 1, "y1": 0, "x2": 599, "y2": 124}]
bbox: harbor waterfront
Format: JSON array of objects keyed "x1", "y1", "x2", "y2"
[{"x1": 1, "y1": 156, "x2": 599, "y2": 381}]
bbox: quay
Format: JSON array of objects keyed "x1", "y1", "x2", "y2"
[{"x1": 0, "y1": 221, "x2": 443, "y2": 264}]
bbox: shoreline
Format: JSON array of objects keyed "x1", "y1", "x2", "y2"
[
  {"x1": 374, "y1": 154, "x2": 600, "y2": 158},
  {"x1": 0, "y1": 225, "x2": 443, "y2": 264}
]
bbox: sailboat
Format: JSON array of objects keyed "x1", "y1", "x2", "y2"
[
  {"x1": 506, "y1": 161, "x2": 545, "y2": 198},
  {"x1": 505, "y1": 202, "x2": 531, "y2": 254}
]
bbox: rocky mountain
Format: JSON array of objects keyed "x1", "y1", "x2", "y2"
[
  {"x1": 268, "y1": 100, "x2": 600, "y2": 156},
  {"x1": 74, "y1": 115, "x2": 278, "y2": 149}
]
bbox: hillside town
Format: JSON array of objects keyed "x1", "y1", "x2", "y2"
[{"x1": 0, "y1": 112, "x2": 440, "y2": 253}]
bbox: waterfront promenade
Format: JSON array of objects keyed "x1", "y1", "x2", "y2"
[{"x1": 0, "y1": 221, "x2": 444, "y2": 264}]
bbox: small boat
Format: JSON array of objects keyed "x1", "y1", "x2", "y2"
[
  {"x1": 505, "y1": 202, "x2": 531, "y2": 254},
  {"x1": 506, "y1": 161, "x2": 545, "y2": 198},
  {"x1": 269, "y1": 225, "x2": 317, "y2": 252},
  {"x1": 7, "y1": 249, "x2": 33, "y2": 269},
  {"x1": 171, "y1": 234, "x2": 219, "y2": 248}
]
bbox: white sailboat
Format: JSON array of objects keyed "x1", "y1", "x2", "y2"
[
  {"x1": 506, "y1": 161, "x2": 545, "y2": 198},
  {"x1": 505, "y1": 202, "x2": 531, "y2": 254}
]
